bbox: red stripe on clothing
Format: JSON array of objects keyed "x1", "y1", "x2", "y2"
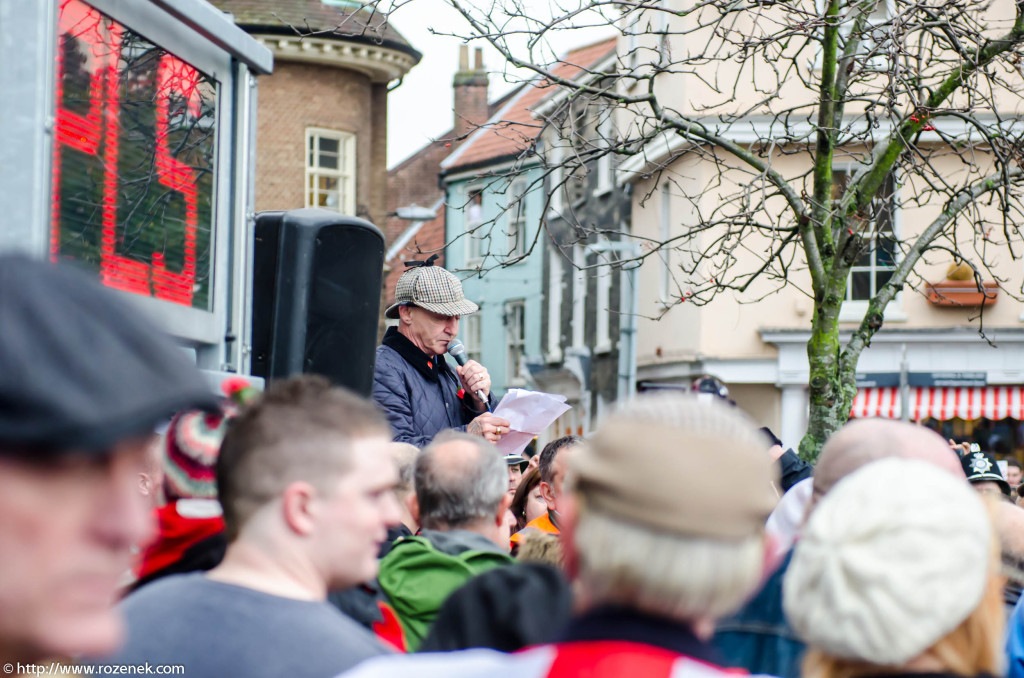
[{"x1": 544, "y1": 642, "x2": 680, "y2": 678}]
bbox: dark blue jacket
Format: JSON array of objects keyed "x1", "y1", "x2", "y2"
[
  {"x1": 713, "y1": 549, "x2": 805, "y2": 678},
  {"x1": 372, "y1": 327, "x2": 490, "y2": 447},
  {"x1": 1007, "y1": 591, "x2": 1024, "y2": 678}
]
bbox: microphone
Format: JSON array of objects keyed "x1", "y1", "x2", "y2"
[{"x1": 447, "y1": 339, "x2": 490, "y2": 410}]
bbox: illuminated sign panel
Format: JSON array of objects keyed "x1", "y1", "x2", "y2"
[{"x1": 51, "y1": 0, "x2": 218, "y2": 310}]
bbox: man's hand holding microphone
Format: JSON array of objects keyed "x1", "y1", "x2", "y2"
[{"x1": 448, "y1": 339, "x2": 510, "y2": 444}]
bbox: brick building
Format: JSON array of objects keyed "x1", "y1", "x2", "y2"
[{"x1": 212, "y1": 0, "x2": 420, "y2": 227}]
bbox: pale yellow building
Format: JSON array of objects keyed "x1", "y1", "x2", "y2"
[{"x1": 615, "y1": 0, "x2": 1024, "y2": 451}]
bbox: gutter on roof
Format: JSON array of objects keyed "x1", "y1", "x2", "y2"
[
  {"x1": 233, "y1": 23, "x2": 422, "y2": 63},
  {"x1": 441, "y1": 155, "x2": 517, "y2": 179},
  {"x1": 440, "y1": 154, "x2": 540, "y2": 182}
]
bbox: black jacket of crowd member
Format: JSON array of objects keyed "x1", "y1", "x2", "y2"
[
  {"x1": 760, "y1": 428, "x2": 813, "y2": 493},
  {"x1": 419, "y1": 563, "x2": 572, "y2": 653},
  {"x1": 778, "y1": 449, "x2": 813, "y2": 492}
]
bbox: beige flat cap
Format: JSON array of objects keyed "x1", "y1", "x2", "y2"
[{"x1": 571, "y1": 393, "x2": 778, "y2": 540}]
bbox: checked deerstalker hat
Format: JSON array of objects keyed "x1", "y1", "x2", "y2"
[{"x1": 385, "y1": 254, "x2": 479, "y2": 319}]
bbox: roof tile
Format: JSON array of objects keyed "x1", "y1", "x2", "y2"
[{"x1": 209, "y1": 0, "x2": 416, "y2": 54}]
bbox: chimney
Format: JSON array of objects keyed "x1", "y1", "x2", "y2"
[{"x1": 453, "y1": 46, "x2": 489, "y2": 141}]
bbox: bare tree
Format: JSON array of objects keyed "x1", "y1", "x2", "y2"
[{"x1": 370, "y1": 0, "x2": 1024, "y2": 458}]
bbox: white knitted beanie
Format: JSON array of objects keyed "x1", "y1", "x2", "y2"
[{"x1": 783, "y1": 458, "x2": 992, "y2": 665}]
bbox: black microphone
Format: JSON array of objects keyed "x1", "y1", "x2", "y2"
[{"x1": 447, "y1": 339, "x2": 490, "y2": 410}]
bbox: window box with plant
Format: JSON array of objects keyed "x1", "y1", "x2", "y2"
[{"x1": 926, "y1": 262, "x2": 998, "y2": 307}]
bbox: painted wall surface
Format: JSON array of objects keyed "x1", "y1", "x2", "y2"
[
  {"x1": 630, "y1": 148, "x2": 1024, "y2": 367},
  {"x1": 731, "y1": 383, "x2": 783, "y2": 435},
  {"x1": 444, "y1": 170, "x2": 545, "y2": 397},
  {"x1": 623, "y1": 0, "x2": 1023, "y2": 122}
]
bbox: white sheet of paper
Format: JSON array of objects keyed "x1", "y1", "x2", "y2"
[{"x1": 492, "y1": 388, "x2": 572, "y2": 456}]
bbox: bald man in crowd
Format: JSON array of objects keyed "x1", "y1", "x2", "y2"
[
  {"x1": 714, "y1": 418, "x2": 965, "y2": 678},
  {"x1": 377, "y1": 432, "x2": 514, "y2": 651}
]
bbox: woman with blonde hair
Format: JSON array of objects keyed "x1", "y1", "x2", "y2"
[{"x1": 784, "y1": 457, "x2": 1003, "y2": 678}]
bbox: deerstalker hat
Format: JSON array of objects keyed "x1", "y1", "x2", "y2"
[{"x1": 385, "y1": 255, "x2": 479, "y2": 319}]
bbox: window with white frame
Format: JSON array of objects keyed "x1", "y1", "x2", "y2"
[
  {"x1": 565, "y1": 166, "x2": 588, "y2": 207},
  {"x1": 858, "y1": 0, "x2": 894, "y2": 68},
  {"x1": 306, "y1": 128, "x2": 355, "y2": 214},
  {"x1": 572, "y1": 244, "x2": 587, "y2": 347},
  {"x1": 505, "y1": 299, "x2": 526, "y2": 385},
  {"x1": 565, "y1": 104, "x2": 590, "y2": 207},
  {"x1": 625, "y1": 12, "x2": 641, "y2": 71},
  {"x1": 814, "y1": 0, "x2": 895, "y2": 71},
  {"x1": 548, "y1": 136, "x2": 564, "y2": 214},
  {"x1": 595, "y1": 237, "x2": 613, "y2": 353},
  {"x1": 656, "y1": 0, "x2": 671, "y2": 66},
  {"x1": 462, "y1": 313, "x2": 482, "y2": 364},
  {"x1": 594, "y1": 107, "x2": 615, "y2": 196},
  {"x1": 507, "y1": 178, "x2": 528, "y2": 258},
  {"x1": 465, "y1": 189, "x2": 486, "y2": 265},
  {"x1": 834, "y1": 168, "x2": 898, "y2": 303},
  {"x1": 659, "y1": 183, "x2": 673, "y2": 302},
  {"x1": 547, "y1": 246, "x2": 564, "y2": 362}
]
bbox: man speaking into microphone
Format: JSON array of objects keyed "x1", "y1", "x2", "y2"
[{"x1": 373, "y1": 256, "x2": 511, "y2": 447}]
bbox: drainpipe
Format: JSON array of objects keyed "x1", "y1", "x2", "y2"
[{"x1": 587, "y1": 239, "x2": 642, "y2": 402}]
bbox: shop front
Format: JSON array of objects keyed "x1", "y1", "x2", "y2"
[
  {"x1": 852, "y1": 385, "x2": 1024, "y2": 456},
  {"x1": 763, "y1": 327, "x2": 1024, "y2": 455}
]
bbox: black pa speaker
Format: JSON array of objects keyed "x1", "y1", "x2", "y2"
[{"x1": 251, "y1": 208, "x2": 384, "y2": 396}]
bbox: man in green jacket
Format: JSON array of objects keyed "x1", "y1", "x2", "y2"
[{"x1": 378, "y1": 431, "x2": 514, "y2": 650}]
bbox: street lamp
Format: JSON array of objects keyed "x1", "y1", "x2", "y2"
[
  {"x1": 385, "y1": 203, "x2": 440, "y2": 265},
  {"x1": 391, "y1": 203, "x2": 437, "y2": 222}
]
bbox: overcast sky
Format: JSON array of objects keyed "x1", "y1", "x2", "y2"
[{"x1": 384, "y1": 0, "x2": 616, "y2": 167}]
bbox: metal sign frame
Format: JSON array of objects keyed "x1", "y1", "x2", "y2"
[{"x1": 0, "y1": 0, "x2": 271, "y2": 374}]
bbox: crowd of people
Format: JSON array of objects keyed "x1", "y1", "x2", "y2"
[{"x1": 8, "y1": 254, "x2": 1024, "y2": 678}]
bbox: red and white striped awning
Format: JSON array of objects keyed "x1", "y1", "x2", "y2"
[{"x1": 851, "y1": 386, "x2": 1024, "y2": 420}]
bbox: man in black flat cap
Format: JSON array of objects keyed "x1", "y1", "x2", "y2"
[{"x1": 0, "y1": 255, "x2": 217, "y2": 666}]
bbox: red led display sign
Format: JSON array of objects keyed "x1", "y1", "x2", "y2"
[{"x1": 51, "y1": 0, "x2": 217, "y2": 310}]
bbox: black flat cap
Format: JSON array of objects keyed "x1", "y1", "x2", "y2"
[{"x1": 0, "y1": 255, "x2": 219, "y2": 454}]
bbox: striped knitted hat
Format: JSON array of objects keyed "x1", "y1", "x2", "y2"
[
  {"x1": 163, "y1": 405, "x2": 235, "y2": 500},
  {"x1": 385, "y1": 255, "x2": 479, "y2": 319}
]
